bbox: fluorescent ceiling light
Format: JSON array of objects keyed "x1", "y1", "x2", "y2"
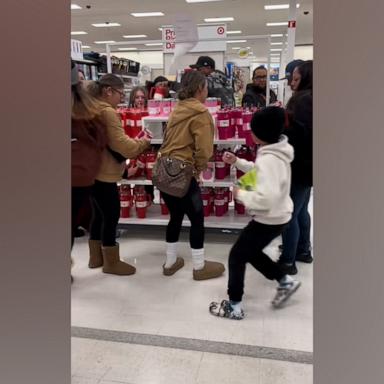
[
  {"x1": 94, "y1": 40, "x2": 116, "y2": 44},
  {"x1": 71, "y1": 31, "x2": 87, "y2": 35},
  {"x1": 266, "y1": 22, "x2": 288, "y2": 26},
  {"x1": 123, "y1": 34, "x2": 147, "y2": 38},
  {"x1": 231, "y1": 47, "x2": 241, "y2": 50},
  {"x1": 131, "y1": 12, "x2": 165, "y2": 17},
  {"x1": 118, "y1": 47, "x2": 138, "y2": 51},
  {"x1": 92, "y1": 23, "x2": 121, "y2": 27},
  {"x1": 270, "y1": 53, "x2": 280, "y2": 56},
  {"x1": 271, "y1": 42, "x2": 283, "y2": 45},
  {"x1": 204, "y1": 17, "x2": 234, "y2": 22},
  {"x1": 186, "y1": 0, "x2": 223, "y2": 2},
  {"x1": 227, "y1": 39, "x2": 247, "y2": 43},
  {"x1": 271, "y1": 33, "x2": 283, "y2": 37},
  {"x1": 145, "y1": 43, "x2": 163, "y2": 46},
  {"x1": 71, "y1": 4, "x2": 82, "y2": 10},
  {"x1": 227, "y1": 30, "x2": 242, "y2": 34},
  {"x1": 82, "y1": 46, "x2": 91, "y2": 49},
  {"x1": 270, "y1": 48, "x2": 282, "y2": 51},
  {"x1": 264, "y1": 4, "x2": 300, "y2": 10}
]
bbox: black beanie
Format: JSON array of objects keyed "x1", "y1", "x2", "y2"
[{"x1": 250, "y1": 106, "x2": 285, "y2": 144}]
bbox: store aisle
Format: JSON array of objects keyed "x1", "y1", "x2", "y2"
[{"x1": 71, "y1": 196, "x2": 313, "y2": 383}]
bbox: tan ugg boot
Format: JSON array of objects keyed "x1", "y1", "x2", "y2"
[
  {"x1": 88, "y1": 240, "x2": 103, "y2": 268},
  {"x1": 102, "y1": 244, "x2": 136, "y2": 276},
  {"x1": 193, "y1": 260, "x2": 225, "y2": 281}
]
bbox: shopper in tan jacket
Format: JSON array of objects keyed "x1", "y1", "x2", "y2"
[
  {"x1": 87, "y1": 74, "x2": 151, "y2": 276},
  {"x1": 159, "y1": 70, "x2": 225, "y2": 280}
]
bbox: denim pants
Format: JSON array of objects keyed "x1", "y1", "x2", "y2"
[{"x1": 280, "y1": 182, "x2": 312, "y2": 264}]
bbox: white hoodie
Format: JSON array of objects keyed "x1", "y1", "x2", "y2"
[{"x1": 235, "y1": 135, "x2": 294, "y2": 225}]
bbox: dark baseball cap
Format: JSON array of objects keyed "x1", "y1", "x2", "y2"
[
  {"x1": 190, "y1": 56, "x2": 215, "y2": 70},
  {"x1": 280, "y1": 59, "x2": 304, "y2": 81}
]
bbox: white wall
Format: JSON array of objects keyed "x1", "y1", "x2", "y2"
[{"x1": 294, "y1": 45, "x2": 313, "y2": 60}]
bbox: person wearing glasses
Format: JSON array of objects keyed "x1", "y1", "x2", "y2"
[
  {"x1": 242, "y1": 66, "x2": 277, "y2": 108},
  {"x1": 86, "y1": 74, "x2": 151, "y2": 276}
]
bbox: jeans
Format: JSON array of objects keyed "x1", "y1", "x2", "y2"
[
  {"x1": 161, "y1": 178, "x2": 204, "y2": 249},
  {"x1": 228, "y1": 220, "x2": 286, "y2": 302},
  {"x1": 280, "y1": 183, "x2": 312, "y2": 264},
  {"x1": 89, "y1": 180, "x2": 120, "y2": 247}
]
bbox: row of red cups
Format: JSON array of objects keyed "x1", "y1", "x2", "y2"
[
  {"x1": 120, "y1": 185, "x2": 162, "y2": 219},
  {"x1": 120, "y1": 185, "x2": 246, "y2": 219},
  {"x1": 202, "y1": 147, "x2": 258, "y2": 181},
  {"x1": 216, "y1": 108, "x2": 256, "y2": 146},
  {"x1": 126, "y1": 148, "x2": 158, "y2": 180}
]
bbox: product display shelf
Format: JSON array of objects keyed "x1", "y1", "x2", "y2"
[
  {"x1": 119, "y1": 176, "x2": 236, "y2": 188},
  {"x1": 143, "y1": 116, "x2": 246, "y2": 146},
  {"x1": 118, "y1": 205, "x2": 249, "y2": 230},
  {"x1": 149, "y1": 138, "x2": 246, "y2": 145}
]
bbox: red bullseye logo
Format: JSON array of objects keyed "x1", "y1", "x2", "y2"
[{"x1": 217, "y1": 27, "x2": 225, "y2": 35}]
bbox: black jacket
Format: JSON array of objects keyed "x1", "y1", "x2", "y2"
[
  {"x1": 242, "y1": 84, "x2": 277, "y2": 108},
  {"x1": 285, "y1": 90, "x2": 313, "y2": 186}
]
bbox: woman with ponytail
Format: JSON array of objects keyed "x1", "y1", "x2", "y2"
[{"x1": 158, "y1": 70, "x2": 225, "y2": 281}]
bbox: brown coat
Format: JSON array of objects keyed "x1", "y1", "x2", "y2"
[
  {"x1": 159, "y1": 98, "x2": 214, "y2": 174},
  {"x1": 71, "y1": 115, "x2": 107, "y2": 187},
  {"x1": 96, "y1": 101, "x2": 150, "y2": 182}
]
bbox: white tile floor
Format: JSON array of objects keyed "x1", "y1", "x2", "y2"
[{"x1": 71, "y1": 196, "x2": 313, "y2": 383}]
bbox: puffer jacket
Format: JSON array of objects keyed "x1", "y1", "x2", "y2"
[
  {"x1": 206, "y1": 70, "x2": 235, "y2": 107},
  {"x1": 159, "y1": 98, "x2": 214, "y2": 175},
  {"x1": 96, "y1": 101, "x2": 150, "y2": 182}
]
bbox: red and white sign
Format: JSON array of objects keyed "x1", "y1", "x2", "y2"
[
  {"x1": 162, "y1": 24, "x2": 227, "y2": 53},
  {"x1": 162, "y1": 27, "x2": 176, "y2": 53},
  {"x1": 288, "y1": 20, "x2": 296, "y2": 28}
]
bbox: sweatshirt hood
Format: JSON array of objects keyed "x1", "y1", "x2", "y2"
[
  {"x1": 258, "y1": 135, "x2": 294, "y2": 164},
  {"x1": 167, "y1": 98, "x2": 208, "y2": 128}
]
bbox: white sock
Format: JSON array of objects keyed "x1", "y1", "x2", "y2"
[
  {"x1": 279, "y1": 274, "x2": 294, "y2": 286},
  {"x1": 191, "y1": 248, "x2": 205, "y2": 270},
  {"x1": 230, "y1": 301, "x2": 243, "y2": 314},
  {"x1": 164, "y1": 242, "x2": 178, "y2": 268}
]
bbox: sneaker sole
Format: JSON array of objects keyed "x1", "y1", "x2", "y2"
[{"x1": 272, "y1": 281, "x2": 301, "y2": 309}]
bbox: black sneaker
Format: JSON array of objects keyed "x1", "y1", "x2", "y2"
[
  {"x1": 296, "y1": 252, "x2": 313, "y2": 264},
  {"x1": 277, "y1": 260, "x2": 298, "y2": 275}
]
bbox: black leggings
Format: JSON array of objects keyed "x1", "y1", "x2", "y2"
[
  {"x1": 89, "y1": 180, "x2": 120, "y2": 247},
  {"x1": 161, "y1": 178, "x2": 204, "y2": 249},
  {"x1": 71, "y1": 186, "x2": 92, "y2": 248},
  {"x1": 228, "y1": 220, "x2": 286, "y2": 302}
]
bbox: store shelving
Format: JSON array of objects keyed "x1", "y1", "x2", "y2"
[
  {"x1": 120, "y1": 175, "x2": 236, "y2": 188},
  {"x1": 118, "y1": 205, "x2": 249, "y2": 230},
  {"x1": 118, "y1": 111, "x2": 252, "y2": 231}
]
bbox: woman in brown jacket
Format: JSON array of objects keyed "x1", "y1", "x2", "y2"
[
  {"x1": 159, "y1": 71, "x2": 225, "y2": 281},
  {"x1": 87, "y1": 74, "x2": 151, "y2": 276}
]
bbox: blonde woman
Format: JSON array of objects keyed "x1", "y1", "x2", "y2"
[{"x1": 159, "y1": 71, "x2": 225, "y2": 281}]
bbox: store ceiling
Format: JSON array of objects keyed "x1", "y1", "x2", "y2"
[{"x1": 71, "y1": 0, "x2": 313, "y2": 59}]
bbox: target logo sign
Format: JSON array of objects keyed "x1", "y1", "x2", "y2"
[{"x1": 217, "y1": 26, "x2": 225, "y2": 35}]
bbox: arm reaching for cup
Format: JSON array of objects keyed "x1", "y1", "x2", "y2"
[{"x1": 223, "y1": 151, "x2": 237, "y2": 165}]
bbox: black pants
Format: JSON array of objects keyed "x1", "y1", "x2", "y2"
[
  {"x1": 71, "y1": 186, "x2": 92, "y2": 248},
  {"x1": 89, "y1": 180, "x2": 120, "y2": 247},
  {"x1": 228, "y1": 220, "x2": 286, "y2": 302},
  {"x1": 161, "y1": 178, "x2": 204, "y2": 249}
]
